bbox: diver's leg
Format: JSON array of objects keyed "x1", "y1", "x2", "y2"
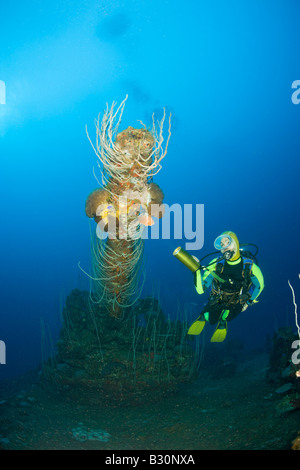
[
  {"x1": 210, "y1": 308, "x2": 230, "y2": 343},
  {"x1": 225, "y1": 304, "x2": 244, "y2": 322},
  {"x1": 188, "y1": 300, "x2": 226, "y2": 336},
  {"x1": 210, "y1": 302, "x2": 244, "y2": 343},
  {"x1": 206, "y1": 304, "x2": 226, "y2": 325}
]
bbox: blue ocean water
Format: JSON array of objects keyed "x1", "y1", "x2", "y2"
[{"x1": 0, "y1": 0, "x2": 299, "y2": 381}]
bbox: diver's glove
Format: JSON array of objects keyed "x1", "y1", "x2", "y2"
[
  {"x1": 239, "y1": 293, "x2": 252, "y2": 312},
  {"x1": 239, "y1": 293, "x2": 251, "y2": 304},
  {"x1": 242, "y1": 299, "x2": 257, "y2": 312}
]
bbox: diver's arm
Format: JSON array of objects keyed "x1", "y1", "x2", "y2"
[
  {"x1": 194, "y1": 259, "x2": 217, "y2": 295},
  {"x1": 248, "y1": 264, "x2": 264, "y2": 302},
  {"x1": 194, "y1": 270, "x2": 204, "y2": 294},
  {"x1": 194, "y1": 270, "x2": 214, "y2": 295}
]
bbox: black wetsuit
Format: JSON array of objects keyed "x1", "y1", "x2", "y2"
[{"x1": 200, "y1": 258, "x2": 249, "y2": 324}]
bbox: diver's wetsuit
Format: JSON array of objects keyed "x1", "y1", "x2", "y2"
[
  {"x1": 196, "y1": 256, "x2": 262, "y2": 325},
  {"x1": 200, "y1": 297, "x2": 244, "y2": 325}
]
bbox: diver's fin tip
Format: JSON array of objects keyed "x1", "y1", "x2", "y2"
[
  {"x1": 210, "y1": 322, "x2": 228, "y2": 343},
  {"x1": 187, "y1": 320, "x2": 206, "y2": 336}
]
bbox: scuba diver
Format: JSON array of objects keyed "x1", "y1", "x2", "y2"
[{"x1": 173, "y1": 231, "x2": 264, "y2": 343}]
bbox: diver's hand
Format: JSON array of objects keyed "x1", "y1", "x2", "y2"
[
  {"x1": 241, "y1": 298, "x2": 255, "y2": 311},
  {"x1": 239, "y1": 293, "x2": 251, "y2": 312},
  {"x1": 239, "y1": 294, "x2": 250, "y2": 303}
]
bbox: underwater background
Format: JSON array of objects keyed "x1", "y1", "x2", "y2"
[{"x1": 0, "y1": 0, "x2": 299, "y2": 400}]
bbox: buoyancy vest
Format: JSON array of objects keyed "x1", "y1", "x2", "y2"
[{"x1": 213, "y1": 256, "x2": 253, "y2": 294}]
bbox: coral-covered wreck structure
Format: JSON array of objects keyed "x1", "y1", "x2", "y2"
[{"x1": 42, "y1": 98, "x2": 200, "y2": 403}]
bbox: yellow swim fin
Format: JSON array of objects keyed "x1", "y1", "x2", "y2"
[
  {"x1": 187, "y1": 319, "x2": 206, "y2": 335},
  {"x1": 210, "y1": 321, "x2": 227, "y2": 343}
]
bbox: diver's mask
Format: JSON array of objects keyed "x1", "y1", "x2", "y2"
[{"x1": 214, "y1": 234, "x2": 237, "y2": 261}]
